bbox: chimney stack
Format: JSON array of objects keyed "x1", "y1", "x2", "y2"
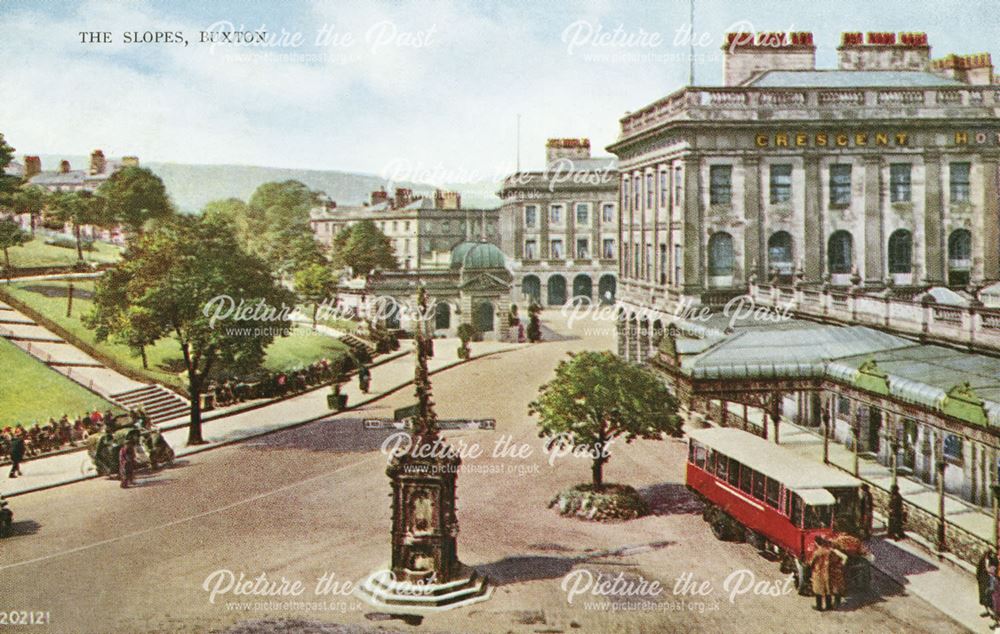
[
  {"x1": 546, "y1": 138, "x2": 591, "y2": 166},
  {"x1": 434, "y1": 189, "x2": 461, "y2": 209},
  {"x1": 121, "y1": 156, "x2": 139, "y2": 167},
  {"x1": 24, "y1": 156, "x2": 41, "y2": 179},
  {"x1": 393, "y1": 187, "x2": 413, "y2": 209},
  {"x1": 838, "y1": 31, "x2": 931, "y2": 71},
  {"x1": 932, "y1": 53, "x2": 994, "y2": 85},
  {"x1": 59, "y1": 160, "x2": 71, "y2": 174},
  {"x1": 89, "y1": 149, "x2": 106, "y2": 175},
  {"x1": 722, "y1": 31, "x2": 816, "y2": 86},
  {"x1": 371, "y1": 187, "x2": 389, "y2": 207}
]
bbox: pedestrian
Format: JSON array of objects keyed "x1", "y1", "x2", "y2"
[
  {"x1": 859, "y1": 483, "x2": 874, "y2": 539},
  {"x1": 978, "y1": 550, "x2": 998, "y2": 618},
  {"x1": 118, "y1": 437, "x2": 136, "y2": 488},
  {"x1": 358, "y1": 364, "x2": 371, "y2": 394},
  {"x1": 807, "y1": 536, "x2": 833, "y2": 611},
  {"x1": 887, "y1": 484, "x2": 906, "y2": 539},
  {"x1": 8, "y1": 431, "x2": 25, "y2": 478},
  {"x1": 828, "y1": 541, "x2": 848, "y2": 609}
]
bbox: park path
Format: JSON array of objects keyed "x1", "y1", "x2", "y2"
[{"x1": 0, "y1": 336, "x2": 523, "y2": 497}]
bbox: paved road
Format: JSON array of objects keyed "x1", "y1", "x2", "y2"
[{"x1": 0, "y1": 313, "x2": 973, "y2": 633}]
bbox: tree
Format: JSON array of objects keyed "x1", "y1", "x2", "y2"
[
  {"x1": 47, "y1": 190, "x2": 108, "y2": 261},
  {"x1": 245, "y1": 180, "x2": 319, "y2": 274},
  {"x1": 294, "y1": 263, "x2": 336, "y2": 328},
  {"x1": 11, "y1": 186, "x2": 47, "y2": 234},
  {"x1": 96, "y1": 166, "x2": 173, "y2": 234},
  {"x1": 88, "y1": 216, "x2": 295, "y2": 445},
  {"x1": 0, "y1": 133, "x2": 21, "y2": 208},
  {"x1": 0, "y1": 217, "x2": 32, "y2": 272},
  {"x1": 527, "y1": 301, "x2": 542, "y2": 343},
  {"x1": 529, "y1": 351, "x2": 682, "y2": 488},
  {"x1": 331, "y1": 220, "x2": 397, "y2": 278}
]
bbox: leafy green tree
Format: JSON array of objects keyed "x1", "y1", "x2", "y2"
[
  {"x1": 0, "y1": 217, "x2": 32, "y2": 272},
  {"x1": 11, "y1": 186, "x2": 47, "y2": 234},
  {"x1": 96, "y1": 166, "x2": 173, "y2": 234},
  {"x1": 331, "y1": 220, "x2": 397, "y2": 278},
  {"x1": 47, "y1": 190, "x2": 108, "y2": 261},
  {"x1": 244, "y1": 180, "x2": 319, "y2": 274},
  {"x1": 294, "y1": 263, "x2": 336, "y2": 328},
  {"x1": 0, "y1": 133, "x2": 21, "y2": 208},
  {"x1": 88, "y1": 216, "x2": 295, "y2": 445},
  {"x1": 529, "y1": 351, "x2": 682, "y2": 488}
]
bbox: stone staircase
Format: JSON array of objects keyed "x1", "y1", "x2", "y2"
[
  {"x1": 339, "y1": 333, "x2": 376, "y2": 359},
  {"x1": 111, "y1": 384, "x2": 190, "y2": 425}
]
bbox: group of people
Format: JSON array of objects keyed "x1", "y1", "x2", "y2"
[
  {"x1": 807, "y1": 536, "x2": 850, "y2": 611},
  {"x1": 2, "y1": 409, "x2": 114, "y2": 477},
  {"x1": 91, "y1": 409, "x2": 174, "y2": 489},
  {"x1": 208, "y1": 357, "x2": 357, "y2": 407}
]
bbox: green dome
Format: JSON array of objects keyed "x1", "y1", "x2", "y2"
[{"x1": 451, "y1": 240, "x2": 506, "y2": 270}]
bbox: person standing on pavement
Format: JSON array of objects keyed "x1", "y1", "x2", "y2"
[
  {"x1": 858, "y1": 484, "x2": 874, "y2": 539},
  {"x1": 118, "y1": 437, "x2": 136, "y2": 488},
  {"x1": 807, "y1": 536, "x2": 834, "y2": 611},
  {"x1": 8, "y1": 430, "x2": 25, "y2": 478},
  {"x1": 978, "y1": 551, "x2": 998, "y2": 618},
  {"x1": 358, "y1": 364, "x2": 371, "y2": 394}
]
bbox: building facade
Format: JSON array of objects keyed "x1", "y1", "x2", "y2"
[
  {"x1": 498, "y1": 139, "x2": 619, "y2": 307},
  {"x1": 310, "y1": 187, "x2": 500, "y2": 271},
  {"x1": 608, "y1": 32, "x2": 1000, "y2": 319}
]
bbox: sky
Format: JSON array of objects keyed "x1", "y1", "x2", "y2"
[{"x1": 1, "y1": 0, "x2": 997, "y2": 184}]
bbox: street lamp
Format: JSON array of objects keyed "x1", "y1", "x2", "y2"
[
  {"x1": 887, "y1": 438, "x2": 905, "y2": 540},
  {"x1": 992, "y1": 484, "x2": 1000, "y2": 559},
  {"x1": 936, "y1": 459, "x2": 946, "y2": 553},
  {"x1": 821, "y1": 402, "x2": 831, "y2": 465}
]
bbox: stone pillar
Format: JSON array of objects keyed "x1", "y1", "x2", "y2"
[
  {"x1": 627, "y1": 317, "x2": 639, "y2": 362},
  {"x1": 744, "y1": 157, "x2": 763, "y2": 281},
  {"x1": 803, "y1": 156, "x2": 823, "y2": 282},
  {"x1": 683, "y1": 155, "x2": 703, "y2": 293},
  {"x1": 982, "y1": 154, "x2": 1000, "y2": 281},
  {"x1": 864, "y1": 157, "x2": 884, "y2": 284},
  {"x1": 923, "y1": 153, "x2": 945, "y2": 284},
  {"x1": 616, "y1": 315, "x2": 627, "y2": 357}
]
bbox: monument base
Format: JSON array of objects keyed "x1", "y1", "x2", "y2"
[{"x1": 354, "y1": 564, "x2": 492, "y2": 613}]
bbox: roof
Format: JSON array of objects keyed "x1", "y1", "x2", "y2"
[
  {"x1": 688, "y1": 427, "x2": 861, "y2": 491},
  {"x1": 451, "y1": 240, "x2": 505, "y2": 270},
  {"x1": 748, "y1": 70, "x2": 966, "y2": 88}
]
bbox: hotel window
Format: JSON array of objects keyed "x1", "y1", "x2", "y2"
[
  {"x1": 769, "y1": 164, "x2": 792, "y2": 204},
  {"x1": 950, "y1": 162, "x2": 971, "y2": 202},
  {"x1": 549, "y1": 204, "x2": 563, "y2": 225},
  {"x1": 708, "y1": 232, "x2": 734, "y2": 276},
  {"x1": 405, "y1": 221, "x2": 411, "y2": 232},
  {"x1": 659, "y1": 244, "x2": 667, "y2": 285},
  {"x1": 829, "y1": 164, "x2": 852, "y2": 206},
  {"x1": 633, "y1": 176, "x2": 641, "y2": 210},
  {"x1": 890, "y1": 163, "x2": 912, "y2": 203},
  {"x1": 603, "y1": 238, "x2": 615, "y2": 259},
  {"x1": 673, "y1": 166, "x2": 682, "y2": 209},
  {"x1": 392, "y1": 221, "x2": 398, "y2": 232},
  {"x1": 622, "y1": 243, "x2": 630, "y2": 277},
  {"x1": 602, "y1": 203, "x2": 615, "y2": 223},
  {"x1": 524, "y1": 239, "x2": 537, "y2": 260},
  {"x1": 659, "y1": 171, "x2": 668, "y2": 207},
  {"x1": 943, "y1": 434, "x2": 963, "y2": 462},
  {"x1": 645, "y1": 244, "x2": 652, "y2": 280},
  {"x1": 827, "y1": 231, "x2": 853, "y2": 274},
  {"x1": 674, "y1": 244, "x2": 682, "y2": 285},
  {"x1": 633, "y1": 241, "x2": 640, "y2": 278},
  {"x1": 576, "y1": 203, "x2": 589, "y2": 225},
  {"x1": 646, "y1": 173, "x2": 654, "y2": 208},
  {"x1": 887, "y1": 229, "x2": 912, "y2": 274},
  {"x1": 622, "y1": 179, "x2": 630, "y2": 212},
  {"x1": 709, "y1": 165, "x2": 732, "y2": 205},
  {"x1": 576, "y1": 238, "x2": 589, "y2": 259},
  {"x1": 524, "y1": 205, "x2": 537, "y2": 229},
  {"x1": 551, "y1": 239, "x2": 564, "y2": 260}
]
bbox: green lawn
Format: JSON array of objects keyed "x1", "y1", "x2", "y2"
[
  {"x1": 0, "y1": 337, "x2": 114, "y2": 428},
  {"x1": 2, "y1": 280, "x2": 349, "y2": 390},
  {"x1": 6, "y1": 238, "x2": 122, "y2": 268}
]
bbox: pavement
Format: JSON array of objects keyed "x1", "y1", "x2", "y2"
[{"x1": 1, "y1": 335, "x2": 524, "y2": 498}]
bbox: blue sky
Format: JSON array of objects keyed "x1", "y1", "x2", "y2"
[{"x1": 0, "y1": 0, "x2": 997, "y2": 182}]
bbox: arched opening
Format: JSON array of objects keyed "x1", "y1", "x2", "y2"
[
  {"x1": 522, "y1": 275, "x2": 541, "y2": 304},
  {"x1": 767, "y1": 231, "x2": 793, "y2": 277},
  {"x1": 827, "y1": 231, "x2": 853, "y2": 278},
  {"x1": 572, "y1": 274, "x2": 593, "y2": 302},
  {"x1": 887, "y1": 229, "x2": 913, "y2": 282},
  {"x1": 434, "y1": 301, "x2": 451, "y2": 330},
  {"x1": 547, "y1": 275, "x2": 567, "y2": 306},
  {"x1": 948, "y1": 229, "x2": 972, "y2": 287},
  {"x1": 384, "y1": 298, "x2": 400, "y2": 330},
  {"x1": 708, "y1": 232, "x2": 734, "y2": 287},
  {"x1": 473, "y1": 302, "x2": 495, "y2": 332},
  {"x1": 598, "y1": 275, "x2": 616, "y2": 305}
]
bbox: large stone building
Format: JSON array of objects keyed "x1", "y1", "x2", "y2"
[
  {"x1": 310, "y1": 187, "x2": 500, "y2": 271},
  {"x1": 498, "y1": 139, "x2": 619, "y2": 306},
  {"x1": 609, "y1": 31, "x2": 1000, "y2": 316}
]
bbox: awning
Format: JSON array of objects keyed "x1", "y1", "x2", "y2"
[{"x1": 794, "y1": 488, "x2": 836, "y2": 506}]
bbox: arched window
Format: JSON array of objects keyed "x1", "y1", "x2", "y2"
[
  {"x1": 521, "y1": 275, "x2": 541, "y2": 303},
  {"x1": 598, "y1": 275, "x2": 616, "y2": 305},
  {"x1": 572, "y1": 274, "x2": 592, "y2": 301},
  {"x1": 887, "y1": 230, "x2": 912, "y2": 274},
  {"x1": 547, "y1": 275, "x2": 567, "y2": 306},
  {"x1": 948, "y1": 229, "x2": 972, "y2": 265},
  {"x1": 828, "y1": 231, "x2": 853, "y2": 275},
  {"x1": 708, "y1": 232, "x2": 734, "y2": 277},
  {"x1": 767, "y1": 231, "x2": 793, "y2": 275}
]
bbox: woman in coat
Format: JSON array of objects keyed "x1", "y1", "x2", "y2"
[{"x1": 808, "y1": 537, "x2": 833, "y2": 611}]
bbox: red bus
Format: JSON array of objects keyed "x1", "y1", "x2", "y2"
[{"x1": 686, "y1": 427, "x2": 870, "y2": 593}]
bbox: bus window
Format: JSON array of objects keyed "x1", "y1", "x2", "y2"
[
  {"x1": 790, "y1": 494, "x2": 804, "y2": 528},
  {"x1": 804, "y1": 505, "x2": 833, "y2": 529},
  {"x1": 766, "y1": 478, "x2": 780, "y2": 508},
  {"x1": 727, "y1": 457, "x2": 740, "y2": 486},
  {"x1": 716, "y1": 453, "x2": 728, "y2": 480},
  {"x1": 753, "y1": 471, "x2": 765, "y2": 500},
  {"x1": 831, "y1": 488, "x2": 860, "y2": 533},
  {"x1": 740, "y1": 466, "x2": 754, "y2": 495},
  {"x1": 705, "y1": 449, "x2": 715, "y2": 472}
]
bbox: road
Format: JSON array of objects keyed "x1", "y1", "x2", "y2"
[{"x1": 0, "y1": 313, "x2": 972, "y2": 634}]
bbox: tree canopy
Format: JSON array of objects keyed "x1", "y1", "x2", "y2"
[
  {"x1": 96, "y1": 166, "x2": 173, "y2": 233},
  {"x1": 529, "y1": 351, "x2": 682, "y2": 488},
  {"x1": 46, "y1": 190, "x2": 109, "y2": 260},
  {"x1": 0, "y1": 133, "x2": 21, "y2": 207},
  {"x1": 294, "y1": 262, "x2": 337, "y2": 328},
  {"x1": 0, "y1": 217, "x2": 32, "y2": 272},
  {"x1": 331, "y1": 219, "x2": 397, "y2": 278},
  {"x1": 88, "y1": 215, "x2": 295, "y2": 444}
]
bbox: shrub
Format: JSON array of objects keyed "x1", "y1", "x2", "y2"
[{"x1": 549, "y1": 483, "x2": 650, "y2": 522}]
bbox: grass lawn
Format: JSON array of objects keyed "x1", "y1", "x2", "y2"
[
  {"x1": 6, "y1": 238, "x2": 122, "y2": 268},
  {"x1": 2, "y1": 280, "x2": 350, "y2": 391},
  {"x1": 0, "y1": 338, "x2": 114, "y2": 428}
]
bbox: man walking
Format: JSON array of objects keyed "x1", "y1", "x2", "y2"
[
  {"x1": 8, "y1": 430, "x2": 25, "y2": 478},
  {"x1": 859, "y1": 484, "x2": 875, "y2": 539},
  {"x1": 119, "y1": 437, "x2": 136, "y2": 488},
  {"x1": 807, "y1": 537, "x2": 834, "y2": 611}
]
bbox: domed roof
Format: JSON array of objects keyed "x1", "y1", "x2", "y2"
[{"x1": 451, "y1": 240, "x2": 506, "y2": 270}]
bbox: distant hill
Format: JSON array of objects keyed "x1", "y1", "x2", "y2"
[{"x1": 33, "y1": 155, "x2": 502, "y2": 212}]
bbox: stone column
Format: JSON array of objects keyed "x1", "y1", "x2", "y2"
[
  {"x1": 744, "y1": 157, "x2": 763, "y2": 281},
  {"x1": 804, "y1": 156, "x2": 823, "y2": 282},
  {"x1": 864, "y1": 156, "x2": 884, "y2": 284},
  {"x1": 982, "y1": 154, "x2": 1000, "y2": 281},
  {"x1": 683, "y1": 155, "x2": 703, "y2": 293},
  {"x1": 923, "y1": 152, "x2": 945, "y2": 284}
]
